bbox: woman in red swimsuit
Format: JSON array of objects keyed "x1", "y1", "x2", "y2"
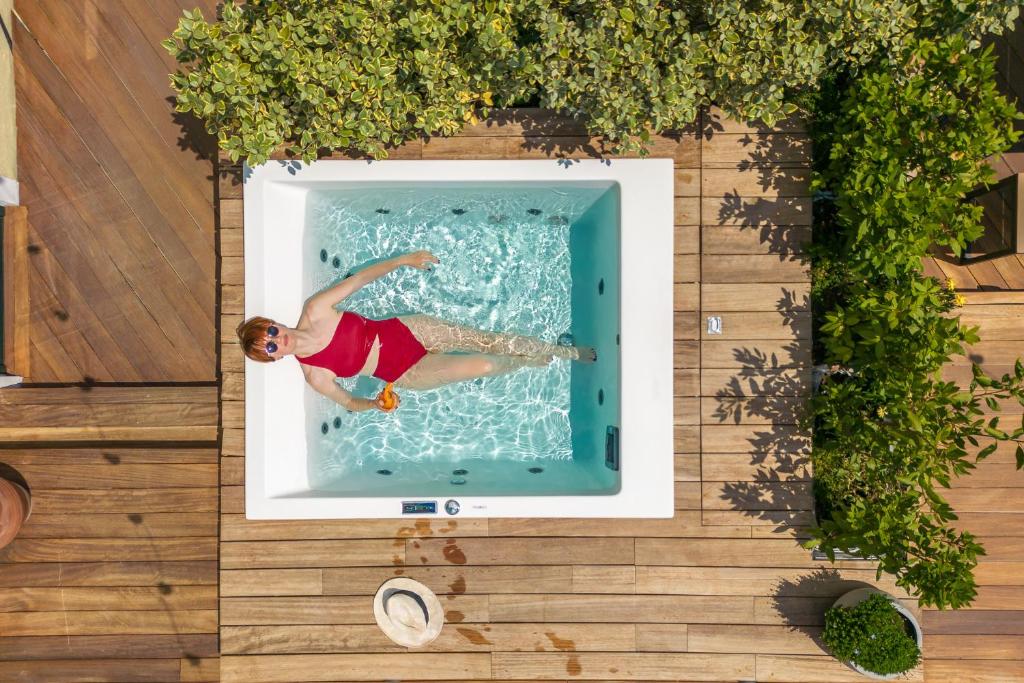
[{"x1": 236, "y1": 250, "x2": 595, "y2": 413}]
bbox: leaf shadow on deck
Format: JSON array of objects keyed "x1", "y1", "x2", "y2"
[
  {"x1": 710, "y1": 292, "x2": 817, "y2": 530},
  {"x1": 166, "y1": 97, "x2": 217, "y2": 165},
  {"x1": 483, "y1": 107, "x2": 702, "y2": 159},
  {"x1": 770, "y1": 568, "x2": 876, "y2": 650},
  {"x1": 709, "y1": 128, "x2": 812, "y2": 258}
]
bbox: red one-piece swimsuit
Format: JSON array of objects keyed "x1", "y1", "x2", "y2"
[{"x1": 296, "y1": 311, "x2": 427, "y2": 383}]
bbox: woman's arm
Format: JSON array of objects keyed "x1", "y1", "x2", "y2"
[
  {"x1": 303, "y1": 366, "x2": 390, "y2": 412},
  {"x1": 305, "y1": 250, "x2": 438, "y2": 317}
]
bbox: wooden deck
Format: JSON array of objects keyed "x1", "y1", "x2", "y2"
[
  {"x1": 213, "y1": 111, "x2": 931, "y2": 683},
  {"x1": 0, "y1": 3, "x2": 1021, "y2": 679},
  {"x1": 0, "y1": 386, "x2": 220, "y2": 682},
  {"x1": 11, "y1": 0, "x2": 219, "y2": 382}
]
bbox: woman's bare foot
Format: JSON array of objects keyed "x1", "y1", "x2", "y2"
[{"x1": 574, "y1": 346, "x2": 597, "y2": 363}]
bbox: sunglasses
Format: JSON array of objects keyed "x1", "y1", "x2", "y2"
[{"x1": 265, "y1": 325, "x2": 280, "y2": 355}]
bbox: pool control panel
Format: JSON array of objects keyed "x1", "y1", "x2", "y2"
[{"x1": 401, "y1": 501, "x2": 437, "y2": 515}]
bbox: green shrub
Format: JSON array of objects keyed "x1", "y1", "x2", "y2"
[
  {"x1": 807, "y1": 37, "x2": 1024, "y2": 610},
  {"x1": 823, "y1": 593, "x2": 921, "y2": 675},
  {"x1": 529, "y1": 2, "x2": 706, "y2": 153},
  {"x1": 165, "y1": 1, "x2": 1021, "y2": 162},
  {"x1": 810, "y1": 360, "x2": 1024, "y2": 608},
  {"x1": 163, "y1": 0, "x2": 539, "y2": 162},
  {"x1": 818, "y1": 275, "x2": 968, "y2": 376},
  {"x1": 814, "y1": 37, "x2": 1021, "y2": 274}
]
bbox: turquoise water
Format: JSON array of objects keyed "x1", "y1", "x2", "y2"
[{"x1": 303, "y1": 183, "x2": 620, "y2": 497}]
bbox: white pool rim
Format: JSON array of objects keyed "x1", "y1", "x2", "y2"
[{"x1": 243, "y1": 159, "x2": 675, "y2": 518}]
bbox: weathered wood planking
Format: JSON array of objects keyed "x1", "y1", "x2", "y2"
[
  {"x1": 917, "y1": 282, "x2": 1024, "y2": 675},
  {"x1": 13, "y1": 3, "x2": 218, "y2": 382},
  {"x1": 2, "y1": 205, "x2": 31, "y2": 377},
  {"x1": 0, "y1": 385, "x2": 218, "y2": 441},
  {"x1": 208, "y1": 106, "x2": 881, "y2": 683}
]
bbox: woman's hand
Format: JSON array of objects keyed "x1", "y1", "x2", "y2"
[{"x1": 402, "y1": 250, "x2": 439, "y2": 271}]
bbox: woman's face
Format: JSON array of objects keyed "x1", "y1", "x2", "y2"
[{"x1": 265, "y1": 322, "x2": 296, "y2": 360}]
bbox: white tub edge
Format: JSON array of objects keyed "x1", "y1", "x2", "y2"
[{"x1": 243, "y1": 159, "x2": 675, "y2": 518}]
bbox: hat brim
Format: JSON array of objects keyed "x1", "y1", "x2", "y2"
[{"x1": 373, "y1": 577, "x2": 445, "y2": 647}]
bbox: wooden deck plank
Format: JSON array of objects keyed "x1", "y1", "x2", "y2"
[
  {"x1": 2, "y1": 206, "x2": 31, "y2": 377},
  {"x1": 219, "y1": 653, "x2": 491, "y2": 681},
  {"x1": 221, "y1": 540, "x2": 405, "y2": 569},
  {"x1": 0, "y1": 537, "x2": 218, "y2": 563},
  {"x1": 487, "y1": 594, "x2": 754, "y2": 624},
  {"x1": 491, "y1": 651, "x2": 755, "y2": 680},
  {"x1": 221, "y1": 622, "x2": 637, "y2": 655},
  {"x1": 0, "y1": 659, "x2": 183, "y2": 683},
  {"x1": 701, "y1": 282, "x2": 810, "y2": 311},
  {"x1": 0, "y1": 609, "x2": 218, "y2": 636},
  {"x1": 757, "y1": 654, "x2": 922, "y2": 682},
  {"x1": 409, "y1": 538, "x2": 635, "y2": 566},
  {"x1": 19, "y1": 513, "x2": 218, "y2": 539},
  {"x1": 322, "y1": 566, "x2": 574, "y2": 595},
  {"x1": 13, "y1": 8, "x2": 216, "y2": 381},
  {"x1": 702, "y1": 196, "x2": 812, "y2": 227},
  {"x1": 0, "y1": 634, "x2": 218, "y2": 660},
  {"x1": 220, "y1": 516, "x2": 488, "y2": 542},
  {"x1": 0, "y1": 586, "x2": 217, "y2": 612},
  {"x1": 924, "y1": 659, "x2": 1024, "y2": 683},
  {"x1": 220, "y1": 595, "x2": 488, "y2": 626},
  {"x1": 27, "y1": 487, "x2": 218, "y2": 514},
  {"x1": 0, "y1": 561, "x2": 217, "y2": 588}
]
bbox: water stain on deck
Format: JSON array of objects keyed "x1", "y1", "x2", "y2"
[
  {"x1": 446, "y1": 610, "x2": 465, "y2": 623},
  {"x1": 545, "y1": 632, "x2": 576, "y2": 651},
  {"x1": 442, "y1": 539, "x2": 467, "y2": 564},
  {"x1": 439, "y1": 520, "x2": 458, "y2": 533},
  {"x1": 566, "y1": 654, "x2": 582, "y2": 676},
  {"x1": 448, "y1": 576, "x2": 467, "y2": 594},
  {"x1": 456, "y1": 627, "x2": 492, "y2": 646},
  {"x1": 394, "y1": 520, "x2": 435, "y2": 548}
]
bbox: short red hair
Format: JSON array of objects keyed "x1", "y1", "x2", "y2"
[{"x1": 236, "y1": 316, "x2": 277, "y2": 363}]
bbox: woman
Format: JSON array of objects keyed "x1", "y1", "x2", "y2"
[{"x1": 237, "y1": 250, "x2": 596, "y2": 413}]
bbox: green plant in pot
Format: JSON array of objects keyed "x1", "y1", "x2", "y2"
[{"x1": 823, "y1": 590, "x2": 921, "y2": 679}]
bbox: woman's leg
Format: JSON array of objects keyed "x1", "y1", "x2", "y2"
[
  {"x1": 394, "y1": 352, "x2": 550, "y2": 391},
  {"x1": 401, "y1": 314, "x2": 595, "y2": 361}
]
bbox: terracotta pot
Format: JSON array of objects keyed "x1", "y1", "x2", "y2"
[{"x1": 0, "y1": 478, "x2": 31, "y2": 549}]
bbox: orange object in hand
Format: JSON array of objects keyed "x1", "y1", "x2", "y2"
[{"x1": 377, "y1": 382, "x2": 398, "y2": 412}]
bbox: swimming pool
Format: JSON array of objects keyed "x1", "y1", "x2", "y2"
[{"x1": 244, "y1": 160, "x2": 674, "y2": 518}]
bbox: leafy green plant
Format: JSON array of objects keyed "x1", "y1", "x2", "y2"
[
  {"x1": 529, "y1": 2, "x2": 707, "y2": 153},
  {"x1": 163, "y1": 0, "x2": 539, "y2": 162},
  {"x1": 810, "y1": 359, "x2": 1024, "y2": 608},
  {"x1": 165, "y1": 0, "x2": 1021, "y2": 162},
  {"x1": 806, "y1": 37, "x2": 1024, "y2": 610},
  {"x1": 823, "y1": 593, "x2": 921, "y2": 676},
  {"x1": 813, "y1": 37, "x2": 1021, "y2": 274}
]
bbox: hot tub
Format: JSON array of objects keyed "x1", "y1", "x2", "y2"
[{"x1": 243, "y1": 159, "x2": 674, "y2": 518}]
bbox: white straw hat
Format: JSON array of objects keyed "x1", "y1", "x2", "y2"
[{"x1": 372, "y1": 577, "x2": 445, "y2": 647}]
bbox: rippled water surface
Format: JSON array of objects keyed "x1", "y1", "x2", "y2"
[{"x1": 304, "y1": 185, "x2": 604, "y2": 491}]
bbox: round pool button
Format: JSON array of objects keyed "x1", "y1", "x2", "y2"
[{"x1": 444, "y1": 499, "x2": 460, "y2": 516}]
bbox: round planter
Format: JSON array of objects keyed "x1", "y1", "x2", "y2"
[
  {"x1": 0, "y1": 478, "x2": 32, "y2": 550},
  {"x1": 831, "y1": 587, "x2": 922, "y2": 680}
]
